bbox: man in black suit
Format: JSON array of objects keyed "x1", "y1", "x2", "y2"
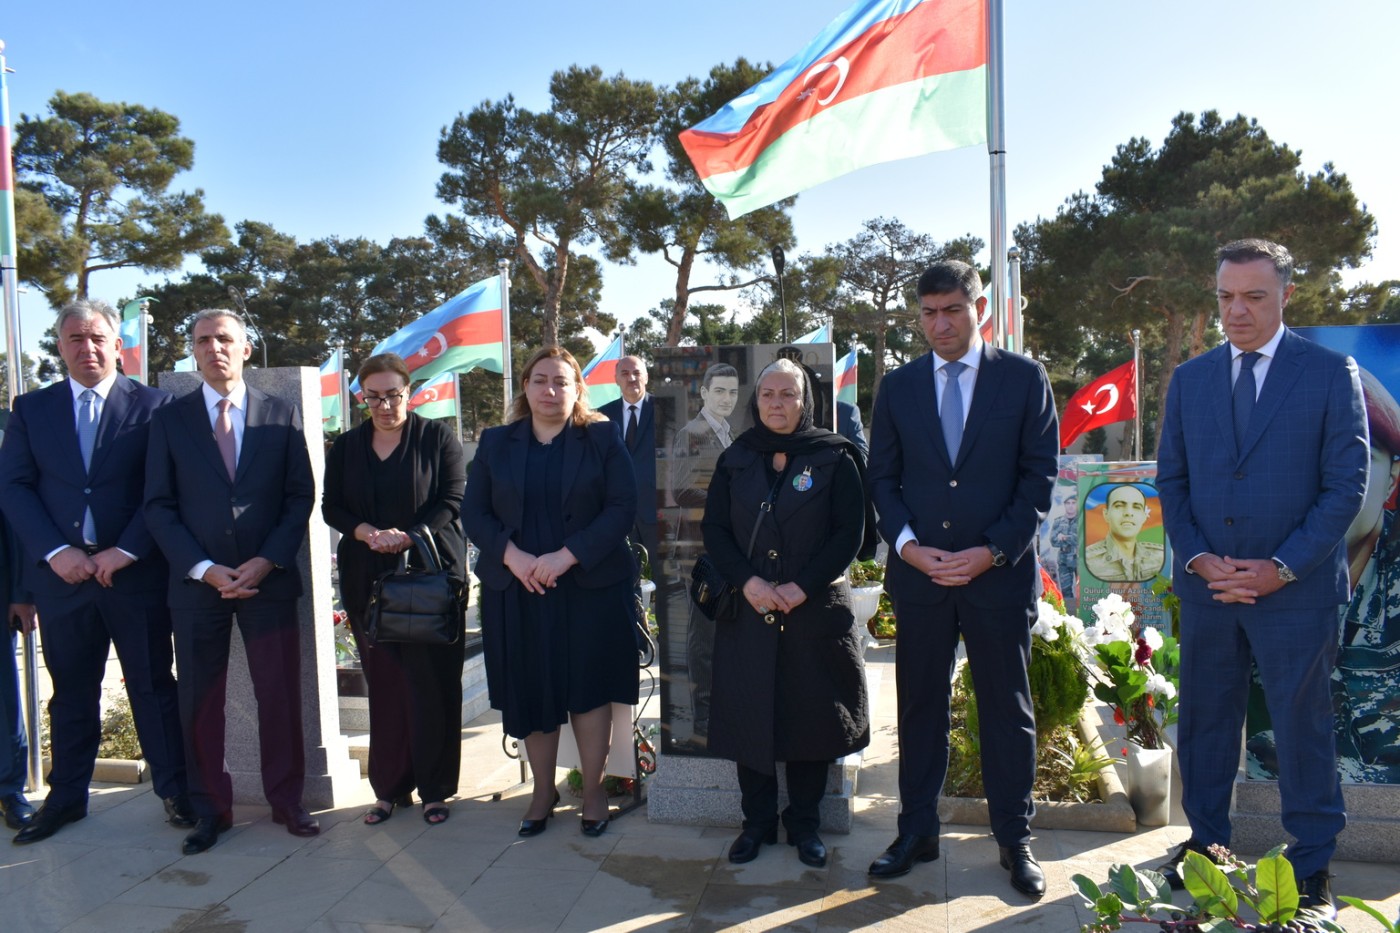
[
  {"x1": 598, "y1": 355, "x2": 659, "y2": 568},
  {"x1": 0, "y1": 299, "x2": 190, "y2": 844},
  {"x1": 866, "y1": 262, "x2": 1058, "y2": 896},
  {"x1": 144, "y1": 308, "x2": 318, "y2": 854},
  {"x1": 0, "y1": 514, "x2": 36, "y2": 831}
]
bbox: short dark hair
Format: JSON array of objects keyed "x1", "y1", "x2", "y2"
[
  {"x1": 701, "y1": 363, "x2": 738, "y2": 389},
  {"x1": 1217, "y1": 239, "x2": 1294, "y2": 286},
  {"x1": 357, "y1": 353, "x2": 410, "y2": 386},
  {"x1": 917, "y1": 260, "x2": 983, "y2": 302}
]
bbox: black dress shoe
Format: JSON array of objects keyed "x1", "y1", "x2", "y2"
[
  {"x1": 1155, "y1": 838, "x2": 1213, "y2": 891},
  {"x1": 999, "y1": 844, "x2": 1046, "y2": 898},
  {"x1": 518, "y1": 790, "x2": 561, "y2": 837},
  {"x1": 13, "y1": 802, "x2": 86, "y2": 845},
  {"x1": 272, "y1": 806, "x2": 320, "y2": 837},
  {"x1": 580, "y1": 816, "x2": 610, "y2": 837},
  {"x1": 728, "y1": 826, "x2": 777, "y2": 863},
  {"x1": 0, "y1": 792, "x2": 35, "y2": 830},
  {"x1": 163, "y1": 794, "x2": 196, "y2": 829},
  {"x1": 1297, "y1": 870, "x2": 1336, "y2": 921},
  {"x1": 789, "y1": 832, "x2": 827, "y2": 868},
  {"x1": 868, "y1": 834, "x2": 940, "y2": 878},
  {"x1": 181, "y1": 814, "x2": 233, "y2": 855}
]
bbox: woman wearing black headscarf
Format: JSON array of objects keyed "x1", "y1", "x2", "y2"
[{"x1": 701, "y1": 358, "x2": 875, "y2": 869}]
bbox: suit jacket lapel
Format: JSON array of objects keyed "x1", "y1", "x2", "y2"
[
  {"x1": 506, "y1": 419, "x2": 531, "y2": 530},
  {"x1": 88, "y1": 377, "x2": 133, "y2": 478},
  {"x1": 180, "y1": 387, "x2": 230, "y2": 482},
  {"x1": 49, "y1": 382, "x2": 87, "y2": 481},
  {"x1": 1240, "y1": 330, "x2": 1304, "y2": 458},
  {"x1": 560, "y1": 423, "x2": 586, "y2": 511},
  {"x1": 956, "y1": 344, "x2": 1002, "y2": 469},
  {"x1": 639, "y1": 396, "x2": 655, "y2": 438},
  {"x1": 237, "y1": 386, "x2": 266, "y2": 483},
  {"x1": 1211, "y1": 346, "x2": 1238, "y2": 457},
  {"x1": 915, "y1": 353, "x2": 953, "y2": 471}
]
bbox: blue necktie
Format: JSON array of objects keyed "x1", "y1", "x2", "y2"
[
  {"x1": 77, "y1": 389, "x2": 98, "y2": 543},
  {"x1": 941, "y1": 361, "x2": 966, "y2": 461},
  {"x1": 1233, "y1": 352, "x2": 1261, "y2": 449}
]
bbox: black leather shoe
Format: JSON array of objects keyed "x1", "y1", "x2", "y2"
[
  {"x1": 580, "y1": 815, "x2": 610, "y2": 838},
  {"x1": 868, "y1": 834, "x2": 940, "y2": 878},
  {"x1": 518, "y1": 790, "x2": 562, "y2": 837},
  {"x1": 181, "y1": 814, "x2": 233, "y2": 855},
  {"x1": 728, "y1": 826, "x2": 778, "y2": 864},
  {"x1": 999, "y1": 844, "x2": 1046, "y2": 897},
  {"x1": 790, "y1": 832, "x2": 827, "y2": 868},
  {"x1": 272, "y1": 806, "x2": 320, "y2": 837},
  {"x1": 1298, "y1": 871, "x2": 1336, "y2": 921},
  {"x1": 0, "y1": 792, "x2": 35, "y2": 830},
  {"x1": 13, "y1": 802, "x2": 86, "y2": 845},
  {"x1": 1155, "y1": 838, "x2": 1213, "y2": 891},
  {"x1": 163, "y1": 794, "x2": 196, "y2": 829}
]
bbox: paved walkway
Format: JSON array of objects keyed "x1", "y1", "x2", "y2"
[{"x1": 2, "y1": 647, "x2": 1397, "y2": 932}]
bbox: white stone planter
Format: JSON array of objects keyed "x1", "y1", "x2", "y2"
[
  {"x1": 850, "y1": 584, "x2": 885, "y2": 649},
  {"x1": 639, "y1": 579, "x2": 656, "y2": 613},
  {"x1": 1126, "y1": 743, "x2": 1173, "y2": 827}
]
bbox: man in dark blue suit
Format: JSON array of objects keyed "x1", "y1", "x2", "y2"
[
  {"x1": 866, "y1": 261, "x2": 1058, "y2": 896},
  {"x1": 144, "y1": 308, "x2": 318, "y2": 854},
  {"x1": 1156, "y1": 239, "x2": 1368, "y2": 917},
  {"x1": 598, "y1": 355, "x2": 659, "y2": 568},
  {"x1": 835, "y1": 400, "x2": 868, "y2": 466},
  {"x1": 0, "y1": 513, "x2": 36, "y2": 831},
  {"x1": 0, "y1": 299, "x2": 189, "y2": 844}
]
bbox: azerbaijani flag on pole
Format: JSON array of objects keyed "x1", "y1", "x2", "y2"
[
  {"x1": 794, "y1": 322, "x2": 831, "y2": 344},
  {"x1": 174, "y1": 354, "x2": 196, "y2": 372},
  {"x1": 581, "y1": 334, "x2": 623, "y2": 408},
  {"x1": 319, "y1": 353, "x2": 343, "y2": 432},
  {"x1": 835, "y1": 349, "x2": 858, "y2": 407},
  {"x1": 363, "y1": 275, "x2": 505, "y2": 388},
  {"x1": 118, "y1": 297, "x2": 151, "y2": 383},
  {"x1": 679, "y1": 0, "x2": 987, "y2": 219},
  {"x1": 407, "y1": 371, "x2": 459, "y2": 420}
]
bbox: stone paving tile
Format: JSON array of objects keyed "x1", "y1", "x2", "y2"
[
  {"x1": 186, "y1": 852, "x2": 380, "y2": 932},
  {"x1": 59, "y1": 902, "x2": 205, "y2": 932},
  {"x1": 322, "y1": 833, "x2": 503, "y2": 929},
  {"x1": 0, "y1": 838, "x2": 95, "y2": 896},
  {"x1": 552, "y1": 833, "x2": 725, "y2": 931},
  {"x1": 434, "y1": 865, "x2": 593, "y2": 932},
  {"x1": 114, "y1": 852, "x2": 284, "y2": 909},
  {"x1": 491, "y1": 825, "x2": 620, "y2": 871},
  {"x1": 304, "y1": 813, "x2": 421, "y2": 863},
  {"x1": 686, "y1": 883, "x2": 827, "y2": 933},
  {"x1": 0, "y1": 845, "x2": 177, "y2": 932}
]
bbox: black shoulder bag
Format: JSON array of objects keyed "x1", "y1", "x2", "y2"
[
  {"x1": 689, "y1": 474, "x2": 782, "y2": 623},
  {"x1": 367, "y1": 525, "x2": 465, "y2": 645}
]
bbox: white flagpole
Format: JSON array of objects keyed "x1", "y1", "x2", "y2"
[
  {"x1": 1133, "y1": 329, "x2": 1142, "y2": 460},
  {"x1": 498, "y1": 259, "x2": 512, "y2": 417},
  {"x1": 986, "y1": 0, "x2": 1008, "y2": 350},
  {"x1": 453, "y1": 374, "x2": 464, "y2": 441},
  {"x1": 337, "y1": 344, "x2": 349, "y2": 431}
]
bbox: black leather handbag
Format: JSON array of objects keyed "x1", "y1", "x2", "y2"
[{"x1": 367, "y1": 525, "x2": 465, "y2": 645}]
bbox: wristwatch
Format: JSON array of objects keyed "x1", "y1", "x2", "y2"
[
  {"x1": 986, "y1": 542, "x2": 1007, "y2": 567},
  {"x1": 1273, "y1": 558, "x2": 1297, "y2": 584}
]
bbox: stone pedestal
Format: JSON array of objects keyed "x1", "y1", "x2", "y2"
[
  {"x1": 159, "y1": 368, "x2": 360, "y2": 809},
  {"x1": 1232, "y1": 777, "x2": 1400, "y2": 863}
]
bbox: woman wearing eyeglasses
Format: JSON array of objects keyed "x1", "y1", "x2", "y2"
[{"x1": 322, "y1": 353, "x2": 467, "y2": 826}]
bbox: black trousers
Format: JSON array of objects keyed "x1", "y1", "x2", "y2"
[
  {"x1": 736, "y1": 760, "x2": 828, "y2": 838},
  {"x1": 352, "y1": 615, "x2": 466, "y2": 804}
]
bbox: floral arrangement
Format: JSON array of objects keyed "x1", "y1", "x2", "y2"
[
  {"x1": 332, "y1": 604, "x2": 358, "y2": 666},
  {"x1": 1083, "y1": 593, "x2": 1179, "y2": 751}
]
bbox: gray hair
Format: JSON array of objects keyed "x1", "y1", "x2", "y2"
[
  {"x1": 55, "y1": 299, "x2": 121, "y2": 337},
  {"x1": 188, "y1": 308, "x2": 249, "y2": 340},
  {"x1": 755, "y1": 358, "x2": 808, "y2": 409}
]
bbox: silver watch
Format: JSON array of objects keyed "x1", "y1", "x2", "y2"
[{"x1": 1273, "y1": 559, "x2": 1297, "y2": 584}]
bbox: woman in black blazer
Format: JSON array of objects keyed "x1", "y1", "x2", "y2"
[
  {"x1": 463, "y1": 346, "x2": 638, "y2": 838},
  {"x1": 323, "y1": 353, "x2": 467, "y2": 826}
]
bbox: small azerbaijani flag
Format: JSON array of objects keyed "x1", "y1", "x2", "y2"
[
  {"x1": 359, "y1": 275, "x2": 504, "y2": 390},
  {"x1": 581, "y1": 333, "x2": 623, "y2": 408},
  {"x1": 793, "y1": 322, "x2": 831, "y2": 344},
  {"x1": 319, "y1": 353, "x2": 343, "y2": 432},
  {"x1": 118, "y1": 297, "x2": 152, "y2": 383},
  {"x1": 679, "y1": 0, "x2": 988, "y2": 219},
  {"x1": 174, "y1": 354, "x2": 197, "y2": 372},
  {"x1": 407, "y1": 371, "x2": 458, "y2": 420},
  {"x1": 834, "y1": 349, "x2": 858, "y2": 407}
]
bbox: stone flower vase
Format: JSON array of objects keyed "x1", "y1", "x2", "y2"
[
  {"x1": 1126, "y1": 743, "x2": 1173, "y2": 827},
  {"x1": 849, "y1": 585, "x2": 884, "y2": 648}
]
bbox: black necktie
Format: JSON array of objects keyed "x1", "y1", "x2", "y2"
[
  {"x1": 1233, "y1": 351, "x2": 1261, "y2": 448},
  {"x1": 625, "y1": 404, "x2": 638, "y2": 450}
]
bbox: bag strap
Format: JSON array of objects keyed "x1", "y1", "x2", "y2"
[
  {"x1": 742, "y1": 473, "x2": 785, "y2": 560},
  {"x1": 399, "y1": 525, "x2": 444, "y2": 573}
]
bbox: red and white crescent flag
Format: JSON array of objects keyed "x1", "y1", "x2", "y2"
[{"x1": 1059, "y1": 360, "x2": 1137, "y2": 450}]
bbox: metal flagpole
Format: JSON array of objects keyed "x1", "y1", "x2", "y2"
[
  {"x1": 1007, "y1": 246, "x2": 1023, "y2": 356},
  {"x1": 986, "y1": 0, "x2": 1008, "y2": 350},
  {"x1": 337, "y1": 343, "x2": 349, "y2": 431},
  {"x1": 138, "y1": 298, "x2": 152, "y2": 385},
  {"x1": 1133, "y1": 329, "x2": 1142, "y2": 460},
  {"x1": 453, "y1": 374, "x2": 464, "y2": 442},
  {"x1": 498, "y1": 259, "x2": 512, "y2": 417}
]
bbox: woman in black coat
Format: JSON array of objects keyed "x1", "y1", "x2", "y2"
[
  {"x1": 702, "y1": 358, "x2": 875, "y2": 869},
  {"x1": 322, "y1": 353, "x2": 467, "y2": 826},
  {"x1": 463, "y1": 346, "x2": 638, "y2": 839}
]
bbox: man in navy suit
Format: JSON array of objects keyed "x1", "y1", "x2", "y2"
[
  {"x1": 866, "y1": 261, "x2": 1058, "y2": 896},
  {"x1": 835, "y1": 400, "x2": 868, "y2": 466},
  {"x1": 0, "y1": 514, "x2": 37, "y2": 831},
  {"x1": 1155, "y1": 239, "x2": 1368, "y2": 917},
  {"x1": 0, "y1": 299, "x2": 190, "y2": 844},
  {"x1": 598, "y1": 355, "x2": 659, "y2": 567},
  {"x1": 144, "y1": 308, "x2": 318, "y2": 854}
]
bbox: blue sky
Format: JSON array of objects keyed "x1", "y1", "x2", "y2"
[{"x1": 4, "y1": 0, "x2": 1398, "y2": 360}]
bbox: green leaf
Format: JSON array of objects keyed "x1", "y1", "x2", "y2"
[
  {"x1": 1198, "y1": 919, "x2": 1234, "y2": 933},
  {"x1": 1182, "y1": 850, "x2": 1238, "y2": 917},
  {"x1": 1255, "y1": 852, "x2": 1298, "y2": 922},
  {"x1": 1262, "y1": 842, "x2": 1289, "y2": 860},
  {"x1": 1336, "y1": 896, "x2": 1398, "y2": 932},
  {"x1": 1094, "y1": 893, "x2": 1123, "y2": 918},
  {"x1": 1108, "y1": 864, "x2": 1142, "y2": 904},
  {"x1": 1070, "y1": 874, "x2": 1104, "y2": 905}
]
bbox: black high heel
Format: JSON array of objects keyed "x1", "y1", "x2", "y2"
[
  {"x1": 580, "y1": 814, "x2": 610, "y2": 838},
  {"x1": 518, "y1": 790, "x2": 561, "y2": 837}
]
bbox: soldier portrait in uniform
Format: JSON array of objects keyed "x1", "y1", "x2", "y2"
[{"x1": 1082, "y1": 483, "x2": 1165, "y2": 583}]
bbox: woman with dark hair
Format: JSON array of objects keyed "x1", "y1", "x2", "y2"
[
  {"x1": 322, "y1": 353, "x2": 467, "y2": 826},
  {"x1": 702, "y1": 358, "x2": 875, "y2": 868},
  {"x1": 463, "y1": 346, "x2": 638, "y2": 838}
]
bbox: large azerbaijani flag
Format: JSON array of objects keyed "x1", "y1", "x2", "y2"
[
  {"x1": 365, "y1": 275, "x2": 504, "y2": 386},
  {"x1": 319, "y1": 353, "x2": 343, "y2": 432},
  {"x1": 580, "y1": 333, "x2": 623, "y2": 408},
  {"x1": 679, "y1": 0, "x2": 988, "y2": 219},
  {"x1": 834, "y1": 349, "x2": 858, "y2": 407},
  {"x1": 407, "y1": 371, "x2": 458, "y2": 420}
]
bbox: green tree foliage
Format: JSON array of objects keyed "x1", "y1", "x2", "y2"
[
  {"x1": 1018, "y1": 111, "x2": 1376, "y2": 452},
  {"x1": 436, "y1": 66, "x2": 662, "y2": 347},
  {"x1": 13, "y1": 91, "x2": 229, "y2": 305},
  {"x1": 620, "y1": 58, "x2": 797, "y2": 346}
]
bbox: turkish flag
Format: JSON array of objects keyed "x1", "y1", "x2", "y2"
[{"x1": 1059, "y1": 360, "x2": 1137, "y2": 449}]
